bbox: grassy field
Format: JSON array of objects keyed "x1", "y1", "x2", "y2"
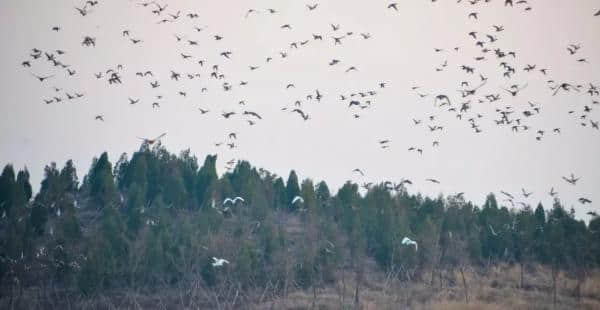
[{"x1": 259, "y1": 264, "x2": 600, "y2": 310}]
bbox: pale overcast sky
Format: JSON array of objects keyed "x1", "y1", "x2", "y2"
[{"x1": 0, "y1": 0, "x2": 598, "y2": 218}]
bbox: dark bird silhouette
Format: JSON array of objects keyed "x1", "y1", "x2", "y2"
[
  {"x1": 352, "y1": 168, "x2": 364, "y2": 176},
  {"x1": 243, "y1": 111, "x2": 262, "y2": 119},
  {"x1": 31, "y1": 74, "x2": 54, "y2": 82},
  {"x1": 75, "y1": 6, "x2": 89, "y2": 16},
  {"x1": 501, "y1": 84, "x2": 528, "y2": 96},
  {"x1": 292, "y1": 109, "x2": 309, "y2": 120},
  {"x1": 434, "y1": 94, "x2": 451, "y2": 106},
  {"x1": 579, "y1": 198, "x2": 592, "y2": 204},
  {"x1": 388, "y1": 3, "x2": 398, "y2": 11},
  {"x1": 222, "y1": 111, "x2": 236, "y2": 119},
  {"x1": 562, "y1": 174, "x2": 579, "y2": 185},
  {"x1": 426, "y1": 178, "x2": 440, "y2": 184},
  {"x1": 95, "y1": 115, "x2": 104, "y2": 121},
  {"x1": 552, "y1": 83, "x2": 579, "y2": 96},
  {"x1": 307, "y1": 3, "x2": 318, "y2": 10},
  {"x1": 501, "y1": 191, "x2": 514, "y2": 199}
]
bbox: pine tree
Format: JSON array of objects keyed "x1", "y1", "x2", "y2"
[
  {"x1": 0, "y1": 164, "x2": 16, "y2": 217},
  {"x1": 88, "y1": 152, "x2": 117, "y2": 207},
  {"x1": 286, "y1": 170, "x2": 301, "y2": 209},
  {"x1": 196, "y1": 155, "x2": 218, "y2": 207}
]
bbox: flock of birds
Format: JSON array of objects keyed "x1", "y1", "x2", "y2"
[{"x1": 18, "y1": 0, "x2": 599, "y2": 227}]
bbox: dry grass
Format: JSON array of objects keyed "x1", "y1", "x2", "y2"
[
  {"x1": 2, "y1": 263, "x2": 598, "y2": 309},
  {"x1": 259, "y1": 264, "x2": 600, "y2": 310}
]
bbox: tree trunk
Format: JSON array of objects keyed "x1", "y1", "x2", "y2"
[
  {"x1": 520, "y1": 261, "x2": 524, "y2": 289},
  {"x1": 311, "y1": 278, "x2": 317, "y2": 310},
  {"x1": 354, "y1": 268, "x2": 362, "y2": 309},
  {"x1": 552, "y1": 264, "x2": 558, "y2": 309},
  {"x1": 460, "y1": 267, "x2": 469, "y2": 304},
  {"x1": 430, "y1": 267, "x2": 435, "y2": 287}
]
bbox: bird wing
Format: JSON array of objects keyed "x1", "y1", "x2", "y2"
[{"x1": 153, "y1": 133, "x2": 167, "y2": 140}]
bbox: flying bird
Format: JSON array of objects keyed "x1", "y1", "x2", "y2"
[
  {"x1": 291, "y1": 196, "x2": 304, "y2": 204},
  {"x1": 562, "y1": 174, "x2": 579, "y2": 185},
  {"x1": 223, "y1": 197, "x2": 245, "y2": 205},
  {"x1": 137, "y1": 133, "x2": 166, "y2": 145},
  {"x1": 212, "y1": 257, "x2": 229, "y2": 267},
  {"x1": 401, "y1": 237, "x2": 418, "y2": 251},
  {"x1": 352, "y1": 168, "x2": 365, "y2": 176}
]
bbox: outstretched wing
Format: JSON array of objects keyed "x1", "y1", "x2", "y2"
[{"x1": 153, "y1": 133, "x2": 167, "y2": 141}]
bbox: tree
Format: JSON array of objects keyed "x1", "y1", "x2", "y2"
[
  {"x1": 87, "y1": 152, "x2": 117, "y2": 207},
  {"x1": 196, "y1": 155, "x2": 218, "y2": 208},
  {"x1": 286, "y1": 170, "x2": 300, "y2": 209},
  {"x1": 0, "y1": 164, "x2": 16, "y2": 217},
  {"x1": 273, "y1": 177, "x2": 287, "y2": 209}
]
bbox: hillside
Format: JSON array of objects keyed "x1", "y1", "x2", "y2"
[{"x1": 1, "y1": 144, "x2": 599, "y2": 309}]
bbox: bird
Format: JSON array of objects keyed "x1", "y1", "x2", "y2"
[
  {"x1": 212, "y1": 257, "x2": 229, "y2": 267},
  {"x1": 501, "y1": 84, "x2": 528, "y2": 96},
  {"x1": 489, "y1": 225, "x2": 498, "y2": 236},
  {"x1": 352, "y1": 168, "x2": 365, "y2": 176},
  {"x1": 307, "y1": 3, "x2": 318, "y2": 10},
  {"x1": 579, "y1": 198, "x2": 592, "y2": 204},
  {"x1": 31, "y1": 74, "x2": 54, "y2": 82},
  {"x1": 549, "y1": 187, "x2": 558, "y2": 197},
  {"x1": 75, "y1": 6, "x2": 88, "y2": 16},
  {"x1": 222, "y1": 111, "x2": 236, "y2": 119},
  {"x1": 562, "y1": 174, "x2": 579, "y2": 185},
  {"x1": 291, "y1": 196, "x2": 304, "y2": 204},
  {"x1": 500, "y1": 191, "x2": 514, "y2": 199},
  {"x1": 223, "y1": 197, "x2": 245, "y2": 205},
  {"x1": 292, "y1": 109, "x2": 309, "y2": 121},
  {"x1": 401, "y1": 237, "x2": 418, "y2": 251},
  {"x1": 426, "y1": 178, "x2": 440, "y2": 184},
  {"x1": 94, "y1": 115, "x2": 104, "y2": 121},
  {"x1": 388, "y1": 3, "x2": 399, "y2": 11},
  {"x1": 521, "y1": 188, "x2": 533, "y2": 198},
  {"x1": 243, "y1": 111, "x2": 262, "y2": 119},
  {"x1": 595, "y1": 9, "x2": 600, "y2": 16},
  {"x1": 137, "y1": 133, "x2": 166, "y2": 145}
]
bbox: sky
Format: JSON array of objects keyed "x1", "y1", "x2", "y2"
[{"x1": 0, "y1": 0, "x2": 599, "y2": 219}]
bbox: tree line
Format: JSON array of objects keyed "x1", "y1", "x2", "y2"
[{"x1": 0, "y1": 143, "x2": 598, "y2": 306}]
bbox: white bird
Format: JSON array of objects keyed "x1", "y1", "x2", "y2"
[
  {"x1": 56, "y1": 208, "x2": 61, "y2": 217},
  {"x1": 291, "y1": 196, "x2": 304, "y2": 204},
  {"x1": 223, "y1": 196, "x2": 245, "y2": 205},
  {"x1": 401, "y1": 237, "x2": 418, "y2": 251},
  {"x1": 212, "y1": 257, "x2": 229, "y2": 267},
  {"x1": 489, "y1": 225, "x2": 498, "y2": 236}
]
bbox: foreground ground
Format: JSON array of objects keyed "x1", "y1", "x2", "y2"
[{"x1": 2, "y1": 263, "x2": 599, "y2": 309}]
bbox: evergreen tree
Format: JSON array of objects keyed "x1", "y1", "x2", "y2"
[
  {"x1": 196, "y1": 155, "x2": 218, "y2": 207},
  {"x1": 88, "y1": 152, "x2": 117, "y2": 207},
  {"x1": 286, "y1": 170, "x2": 301, "y2": 208},
  {"x1": 0, "y1": 165, "x2": 16, "y2": 217}
]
